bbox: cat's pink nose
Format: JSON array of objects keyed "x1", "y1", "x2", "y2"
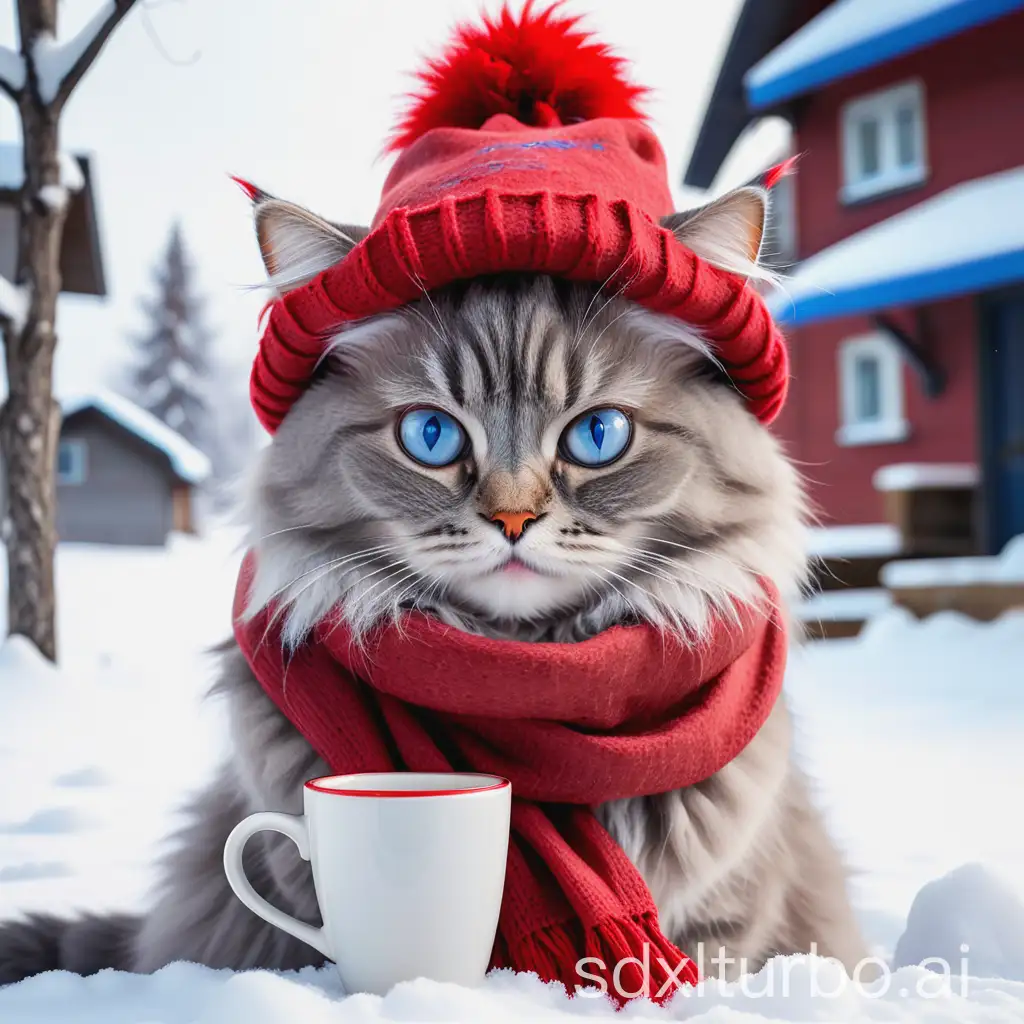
[{"x1": 490, "y1": 510, "x2": 538, "y2": 542}]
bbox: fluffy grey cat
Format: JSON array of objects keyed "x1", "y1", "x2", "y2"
[{"x1": 0, "y1": 185, "x2": 866, "y2": 986}]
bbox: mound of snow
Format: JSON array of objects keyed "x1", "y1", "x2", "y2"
[
  {"x1": 894, "y1": 864, "x2": 1024, "y2": 982},
  {"x1": 2, "y1": 957, "x2": 1024, "y2": 1023},
  {"x1": 0, "y1": 636, "x2": 59, "y2": 684}
]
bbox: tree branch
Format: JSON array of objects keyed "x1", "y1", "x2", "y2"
[{"x1": 40, "y1": 1, "x2": 140, "y2": 109}]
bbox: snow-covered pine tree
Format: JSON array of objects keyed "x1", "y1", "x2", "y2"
[{"x1": 126, "y1": 223, "x2": 210, "y2": 447}]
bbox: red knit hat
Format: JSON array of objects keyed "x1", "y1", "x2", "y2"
[{"x1": 248, "y1": 4, "x2": 789, "y2": 433}]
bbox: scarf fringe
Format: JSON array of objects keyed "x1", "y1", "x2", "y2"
[{"x1": 499, "y1": 913, "x2": 698, "y2": 1006}]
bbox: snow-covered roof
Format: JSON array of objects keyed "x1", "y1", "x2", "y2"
[
  {"x1": 768, "y1": 168, "x2": 1024, "y2": 325},
  {"x1": 797, "y1": 587, "x2": 893, "y2": 622},
  {"x1": 881, "y1": 534, "x2": 1024, "y2": 589},
  {"x1": 873, "y1": 463, "x2": 980, "y2": 492},
  {"x1": 61, "y1": 390, "x2": 211, "y2": 485},
  {"x1": 804, "y1": 523, "x2": 902, "y2": 559},
  {"x1": 745, "y1": 0, "x2": 1024, "y2": 108}
]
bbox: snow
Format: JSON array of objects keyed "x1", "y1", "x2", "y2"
[
  {"x1": 797, "y1": 587, "x2": 892, "y2": 622},
  {"x1": 787, "y1": 606, "x2": 1024, "y2": 935},
  {"x1": 60, "y1": 389, "x2": 211, "y2": 484},
  {"x1": 874, "y1": 463, "x2": 980, "y2": 492},
  {"x1": 0, "y1": 274, "x2": 28, "y2": 332},
  {"x1": 57, "y1": 152, "x2": 85, "y2": 192},
  {"x1": 0, "y1": 534, "x2": 1023, "y2": 1019},
  {"x1": 804, "y1": 523, "x2": 902, "y2": 559},
  {"x1": 0, "y1": 535, "x2": 239, "y2": 924},
  {"x1": 31, "y1": 2, "x2": 117, "y2": 106},
  {"x1": 767, "y1": 167, "x2": 1024, "y2": 322},
  {"x1": 893, "y1": 863, "x2": 1024, "y2": 979},
  {"x1": 2, "y1": 958, "x2": 1024, "y2": 1023},
  {"x1": 0, "y1": 46, "x2": 26, "y2": 92},
  {"x1": 881, "y1": 534, "x2": 1024, "y2": 588},
  {"x1": 0, "y1": 144, "x2": 86, "y2": 194},
  {"x1": 0, "y1": 633, "x2": 60, "y2": 682},
  {"x1": 744, "y1": 0, "x2": 1016, "y2": 104},
  {"x1": 37, "y1": 184, "x2": 70, "y2": 213}
]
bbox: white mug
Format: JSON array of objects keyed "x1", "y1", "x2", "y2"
[{"x1": 223, "y1": 772, "x2": 511, "y2": 995}]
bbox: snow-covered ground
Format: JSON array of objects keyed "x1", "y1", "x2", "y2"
[
  {"x1": 0, "y1": 534, "x2": 240, "y2": 922},
  {"x1": 1, "y1": 532, "x2": 1023, "y2": 1021},
  {"x1": 3, "y1": 958, "x2": 1024, "y2": 1022}
]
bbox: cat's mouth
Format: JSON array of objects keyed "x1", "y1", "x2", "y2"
[{"x1": 495, "y1": 555, "x2": 549, "y2": 577}]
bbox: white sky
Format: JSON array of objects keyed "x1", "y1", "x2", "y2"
[{"x1": 0, "y1": 0, "x2": 788, "y2": 405}]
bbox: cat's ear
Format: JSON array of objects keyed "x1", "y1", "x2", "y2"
[
  {"x1": 238, "y1": 182, "x2": 369, "y2": 293},
  {"x1": 661, "y1": 186, "x2": 770, "y2": 282}
]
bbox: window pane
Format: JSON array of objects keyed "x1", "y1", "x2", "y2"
[
  {"x1": 895, "y1": 105, "x2": 918, "y2": 167},
  {"x1": 854, "y1": 356, "x2": 882, "y2": 422},
  {"x1": 57, "y1": 444, "x2": 74, "y2": 477},
  {"x1": 857, "y1": 118, "x2": 880, "y2": 177},
  {"x1": 57, "y1": 441, "x2": 85, "y2": 483}
]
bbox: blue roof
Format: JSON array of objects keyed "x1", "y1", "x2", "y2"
[
  {"x1": 767, "y1": 169, "x2": 1024, "y2": 325},
  {"x1": 745, "y1": 0, "x2": 1024, "y2": 110}
]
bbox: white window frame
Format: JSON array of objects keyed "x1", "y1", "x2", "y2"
[
  {"x1": 840, "y1": 80, "x2": 927, "y2": 203},
  {"x1": 836, "y1": 332, "x2": 909, "y2": 447},
  {"x1": 56, "y1": 439, "x2": 88, "y2": 485}
]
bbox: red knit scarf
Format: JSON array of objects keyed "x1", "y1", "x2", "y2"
[{"x1": 233, "y1": 557, "x2": 786, "y2": 1002}]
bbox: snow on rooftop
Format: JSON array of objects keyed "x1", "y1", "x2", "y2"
[
  {"x1": 798, "y1": 587, "x2": 893, "y2": 622},
  {"x1": 0, "y1": 142, "x2": 85, "y2": 193},
  {"x1": 745, "y1": 0, "x2": 1024, "y2": 108},
  {"x1": 804, "y1": 523, "x2": 902, "y2": 559},
  {"x1": 881, "y1": 535, "x2": 1024, "y2": 589},
  {"x1": 61, "y1": 390, "x2": 211, "y2": 485},
  {"x1": 768, "y1": 168, "x2": 1024, "y2": 324},
  {"x1": 874, "y1": 464, "x2": 980, "y2": 492}
]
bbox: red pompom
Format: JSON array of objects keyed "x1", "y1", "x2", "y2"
[{"x1": 388, "y1": 1, "x2": 648, "y2": 152}]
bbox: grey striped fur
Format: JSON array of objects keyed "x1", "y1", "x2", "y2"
[{"x1": 0, "y1": 188, "x2": 866, "y2": 986}]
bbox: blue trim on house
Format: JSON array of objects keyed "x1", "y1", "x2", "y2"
[
  {"x1": 773, "y1": 248, "x2": 1024, "y2": 325},
  {"x1": 746, "y1": 0, "x2": 1024, "y2": 109}
]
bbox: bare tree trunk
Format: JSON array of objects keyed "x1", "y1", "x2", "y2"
[
  {"x1": 0, "y1": 0, "x2": 137, "y2": 661},
  {"x1": 2, "y1": 0, "x2": 63, "y2": 660}
]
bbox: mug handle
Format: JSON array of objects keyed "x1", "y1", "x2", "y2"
[{"x1": 223, "y1": 811, "x2": 332, "y2": 959}]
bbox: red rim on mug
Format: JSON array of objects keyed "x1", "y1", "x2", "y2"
[{"x1": 305, "y1": 773, "x2": 510, "y2": 798}]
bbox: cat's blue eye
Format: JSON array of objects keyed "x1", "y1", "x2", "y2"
[
  {"x1": 398, "y1": 408, "x2": 467, "y2": 467},
  {"x1": 560, "y1": 407, "x2": 632, "y2": 467}
]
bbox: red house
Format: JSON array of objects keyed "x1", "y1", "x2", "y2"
[{"x1": 687, "y1": 0, "x2": 1024, "y2": 557}]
